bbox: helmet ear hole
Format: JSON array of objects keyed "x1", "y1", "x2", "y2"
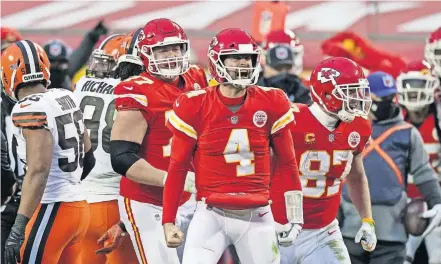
[{"x1": 17, "y1": 59, "x2": 21, "y2": 67}]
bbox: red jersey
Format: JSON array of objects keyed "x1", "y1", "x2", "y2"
[
  {"x1": 114, "y1": 66, "x2": 207, "y2": 206},
  {"x1": 407, "y1": 112, "x2": 441, "y2": 198},
  {"x1": 290, "y1": 104, "x2": 371, "y2": 229},
  {"x1": 167, "y1": 86, "x2": 296, "y2": 208}
]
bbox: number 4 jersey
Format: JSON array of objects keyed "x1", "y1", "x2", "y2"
[
  {"x1": 289, "y1": 103, "x2": 371, "y2": 229},
  {"x1": 12, "y1": 89, "x2": 86, "y2": 203},
  {"x1": 74, "y1": 76, "x2": 120, "y2": 203}
]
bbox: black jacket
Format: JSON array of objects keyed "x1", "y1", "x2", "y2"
[{"x1": 257, "y1": 74, "x2": 312, "y2": 105}]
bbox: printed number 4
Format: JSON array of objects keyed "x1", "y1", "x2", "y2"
[
  {"x1": 224, "y1": 129, "x2": 255, "y2": 176},
  {"x1": 299, "y1": 150, "x2": 353, "y2": 198}
]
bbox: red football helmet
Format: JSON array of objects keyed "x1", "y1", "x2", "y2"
[
  {"x1": 310, "y1": 57, "x2": 371, "y2": 122},
  {"x1": 397, "y1": 60, "x2": 439, "y2": 111},
  {"x1": 425, "y1": 27, "x2": 441, "y2": 77},
  {"x1": 208, "y1": 28, "x2": 261, "y2": 86},
  {"x1": 262, "y1": 29, "x2": 304, "y2": 75},
  {"x1": 138, "y1": 18, "x2": 190, "y2": 77},
  {"x1": 1, "y1": 27, "x2": 22, "y2": 52}
]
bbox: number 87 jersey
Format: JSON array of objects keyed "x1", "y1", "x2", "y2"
[{"x1": 289, "y1": 104, "x2": 371, "y2": 229}]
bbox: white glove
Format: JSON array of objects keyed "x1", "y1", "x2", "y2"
[
  {"x1": 355, "y1": 219, "x2": 377, "y2": 252},
  {"x1": 275, "y1": 222, "x2": 302, "y2": 247},
  {"x1": 421, "y1": 204, "x2": 441, "y2": 238},
  {"x1": 162, "y1": 172, "x2": 196, "y2": 193}
]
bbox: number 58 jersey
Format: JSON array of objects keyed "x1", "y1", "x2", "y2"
[
  {"x1": 74, "y1": 76, "x2": 120, "y2": 203},
  {"x1": 290, "y1": 104, "x2": 371, "y2": 229},
  {"x1": 12, "y1": 89, "x2": 86, "y2": 203}
]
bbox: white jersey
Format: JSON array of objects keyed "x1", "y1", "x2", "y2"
[
  {"x1": 74, "y1": 76, "x2": 120, "y2": 203},
  {"x1": 11, "y1": 89, "x2": 85, "y2": 203}
]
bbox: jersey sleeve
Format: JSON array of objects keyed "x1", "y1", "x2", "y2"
[
  {"x1": 270, "y1": 89, "x2": 295, "y2": 135},
  {"x1": 114, "y1": 75, "x2": 155, "y2": 121},
  {"x1": 189, "y1": 64, "x2": 209, "y2": 88},
  {"x1": 355, "y1": 118, "x2": 373, "y2": 154},
  {"x1": 166, "y1": 90, "x2": 205, "y2": 140},
  {"x1": 12, "y1": 98, "x2": 51, "y2": 131}
]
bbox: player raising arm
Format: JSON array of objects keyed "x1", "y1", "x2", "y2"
[{"x1": 162, "y1": 28, "x2": 303, "y2": 264}]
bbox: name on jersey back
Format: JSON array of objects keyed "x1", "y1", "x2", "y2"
[{"x1": 80, "y1": 80, "x2": 114, "y2": 94}]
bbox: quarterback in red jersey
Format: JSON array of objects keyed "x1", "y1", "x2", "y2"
[
  {"x1": 278, "y1": 57, "x2": 376, "y2": 264},
  {"x1": 108, "y1": 19, "x2": 207, "y2": 264},
  {"x1": 162, "y1": 28, "x2": 303, "y2": 264}
]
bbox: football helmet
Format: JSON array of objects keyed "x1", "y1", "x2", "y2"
[
  {"x1": 208, "y1": 28, "x2": 261, "y2": 86},
  {"x1": 262, "y1": 29, "x2": 304, "y2": 75},
  {"x1": 87, "y1": 34, "x2": 125, "y2": 78},
  {"x1": 425, "y1": 27, "x2": 441, "y2": 77},
  {"x1": 117, "y1": 28, "x2": 143, "y2": 67},
  {"x1": 1, "y1": 40, "x2": 50, "y2": 101},
  {"x1": 138, "y1": 18, "x2": 190, "y2": 77},
  {"x1": 397, "y1": 60, "x2": 439, "y2": 111},
  {"x1": 310, "y1": 57, "x2": 371, "y2": 122}
]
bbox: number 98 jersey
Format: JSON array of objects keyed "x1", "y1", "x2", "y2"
[
  {"x1": 74, "y1": 76, "x2": 121, "y2": 203},
  {"x1": 289, "y1": 104, "x2": 371, "y2": 229},
  {"x1": 12, "y1": 88, "x2": 86, "y2": 203}
]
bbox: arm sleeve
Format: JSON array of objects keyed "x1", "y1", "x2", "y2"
[
  {"x1": 270, "y1": 89, "x2": 295, "y2": 135},
  {"x1": 68, "y1": 31, "x2": 100, "y2": 78},
  {"x1": 269, "y1": 128, "x2": 301, "y2": 224},
  {"x1": 11, "y1": 102, "x2": 50, "y2": 131},
  {"x1": 162, "y1": 132, "x2": 196, "y2": 224},
  {"x1": 409, "y1": 127, "x2": 439, "y2": 185},
  {"x1": 1, "y1": 131, "x2": 16, "y2": 197},
  {"x1": 417, "y1": 180, "x2": 441, "y2": 208}
]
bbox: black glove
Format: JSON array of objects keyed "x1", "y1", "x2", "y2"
[
  {"x1": 4, "y1": 214, "x2": 29, "y2": 264},
  {"x1": 88, "y1": 20, "x2": 108, "y2": 42}
]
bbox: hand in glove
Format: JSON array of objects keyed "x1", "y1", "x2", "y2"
[
  {"x1": 95, "y1": 222, "x2": 128, "y2": 254},
  {"x1": 355, "y1": 218, "x2": 377, "y2": 252},
  {"x1": 275, "y1": 222, "x2": 302, "y2": 247},
  {"x1": 4, "y1": 214, "x2": 29, "y2": 264},
  {"x1": 421, "y1": 204, "x2": 441, "y2": 238}
]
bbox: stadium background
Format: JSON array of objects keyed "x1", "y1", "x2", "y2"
[{"x1": 2, "y1": 0, "x2": 441, "y2": 84}]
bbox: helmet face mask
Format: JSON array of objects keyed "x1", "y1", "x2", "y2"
[
  {"x1": 397, "y1": 67, "x2": 440, "y2": 111},
  {"x1": 138, "y1": 19, "x2": 190, "y2": 78},
  {"x1": 86, "y1": 34, "x2": 124, "y2": 79},
  {"x1": 208, "y1": 29, "x2": 261, "y2": 87},
  {"x1": 310, "y1": 57, "x2": 372, "y2": 122},
  {"x1": 141, "y1": 42, "x2": 189, "y2": 78}
]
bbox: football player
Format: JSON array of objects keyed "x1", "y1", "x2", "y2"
[
  {"x1": 278, "y1": 57, "x2": 375, "y2": 264},
  {"x1": 2, "y1": 40, "x2": 95, "y2": 264},
  {"x1": 74, "y1": 32, "x2": 140, "y2": 263},
  {"x1": 109, "y1": 18, "x2": 207, "y2": 264},
  {"x1": 397, "y1": 60, "x2": 441, "y2": 264},
  {"x1": 162, "y1": 28, "x2": 303, "y2": 264}
]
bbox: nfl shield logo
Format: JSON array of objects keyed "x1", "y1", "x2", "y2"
[
  {"x1": 231, "y1": 116, "x2": 239, "y2": 124},
  {"x1": 329, "y1": 134, "x2": 335, "y2": 142}
]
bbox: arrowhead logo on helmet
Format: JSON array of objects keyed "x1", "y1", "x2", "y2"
[{"x1": 317, "y1": 68, "x2": 341, "y2": 84}]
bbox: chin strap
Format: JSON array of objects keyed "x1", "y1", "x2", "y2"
[{"x1": 284, "y1": 191, "x2": 303, "y2": 224}]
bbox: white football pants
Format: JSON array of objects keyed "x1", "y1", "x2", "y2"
[
  {"x1": 182, "y1": 201, "x2": 280, "y2": 264},
  {"x1": 280, "y1": 219, "x2": 351, "y2": 264},
  {"x1": 118, "y1": 195, "x2": 196, "y2": 264}
]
